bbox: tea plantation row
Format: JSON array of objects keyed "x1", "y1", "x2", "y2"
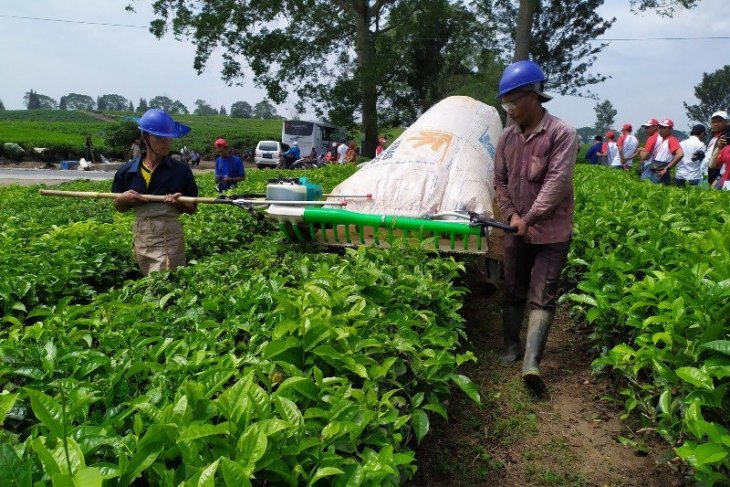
[{"x1": 566, "y1": 166, "x2": 730, "y2": 485}]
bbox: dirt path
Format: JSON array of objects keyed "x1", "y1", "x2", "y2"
[{"x1": 411, "y1": 268, "x2": 688, "y2": 486}]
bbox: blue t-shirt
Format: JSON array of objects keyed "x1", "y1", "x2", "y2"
[
  {"x1": 215, "y1": 155, "x2": 245, "y2": 190},
  {"x1": 285, "y1": 146, "x2": 301, "y2": 159},
  {"x1": 584, "y1": 142, "x2": 602, "y2": 165}
]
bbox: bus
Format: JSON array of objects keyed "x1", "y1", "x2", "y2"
[{"x1": 282, "y1": 120, "x2": 347, "y2": 157}]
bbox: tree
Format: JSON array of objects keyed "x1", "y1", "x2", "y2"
[
  {"x1": 137, "y1": 98, "x2": 149, "y2": 112},
  {"x1": 97, "y1": 96, "x2": 106, "y2": 111},
  {"x1": 62, "y1": 93, "x2": 96, "y2": 110},
  {"x1": 59, "y1": 96, "x2": 68, "y2": 110},
  {"x1": 593, "y1": 100, "x2": 616, "y2": 135},
  {"x1": 0, "y1": 99, "x2": 4, "y2": 111},
  {"x1": 230, "y1": 101, "x2": 252, "y2": 118},
  {"x1": 513, "y1": 0, "x2": 538, "y2": 61},
  {"x1": 193, "y1": 99, "x2": 217, "y2": 115},
  {"x1": 149, "y1": 96, "x2": 174, "y2": 112},
  {"x1": 576, "y1": 126, "x2": 597, "y2": 144},
  {"x1": 630, "y1": 0, "x2": 700, "y2": 16},
  {"x1": 24, "y1": 90, "x2": 56, "y2": 109},
  {"x1": 98, "y1": 94, "x2": 130, "y2": 112},
  {"x1": 104, "y1": 120, "x2": 140, "y2": 157},
  {"x1": 684, "y1": 65, "x2": 730, "y2": 125},
  {"x1": 149, "y1": 96, "x2": 188, "y2": 114},
  {"x1": 220, "y1": 105, "x2": 227, "y2": 116},
  {"x1": 485, "y1": 0, "x2": 615, "y2": 98},
  {"x1": 377, "y1": 0, "x2": 498, "y2": 124},
  {"x1": 492, "y1": 0, "x2": 700, "y2": 99},
  {"x1": 169, "y1": 100, "x2": 189, "y2": 115},
  {"x1": 128, "y1": 101, "x2": 135, "y2": 112},
  {"x1": 253, "y1": 100, "x2": 277, "y2": 119},
  {"x1": 139, "y1": 0, "x2": 417, "y2": 157}
]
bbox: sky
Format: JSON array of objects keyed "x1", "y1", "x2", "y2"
[{"x1": 0, "y1": 0, "x2": 728, "y2": 131}]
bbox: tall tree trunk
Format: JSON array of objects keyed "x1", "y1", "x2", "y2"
[
  {"x1": 353, "y1": 1, "x2": 379, "y2": 158},
  {"x1": 513, "y1": 0, "x2": 538, "y2": 61}
]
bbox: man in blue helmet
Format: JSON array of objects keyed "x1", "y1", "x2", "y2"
[
  {"x1": 493, "y1": 60, "x2": 578, "y2": 394},
  {"x1": 112, "y1": 108, "x2": 198, "y2": 276}
]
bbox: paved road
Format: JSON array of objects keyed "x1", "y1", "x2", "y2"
[{"x1": 0, "y1": 169, "x2": 115, "y2": 181}]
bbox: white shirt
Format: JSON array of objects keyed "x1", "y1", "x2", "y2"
[
  {"x1": 706, "y1": 134, "x2": 726, "y2": 176},
  {"x1": 605, "y1": 141, "x2": 621, "y2": 167},
  {"x1": 337, "y1": 144, "x2": 347, "y2": 163},
  {"x1": 621, "y1": 134, "x2": 638, "y2": 166},
  {"x1": 653, "y1": 136, "x2": 679, "y2": 163},
  {"x1": 676, "y1": 136, "x2": 707, "y2": 181}
]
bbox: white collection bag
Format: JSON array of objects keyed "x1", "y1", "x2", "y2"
[{"x1": 330, "y1": 96, "x2": 503, "y2": 219}]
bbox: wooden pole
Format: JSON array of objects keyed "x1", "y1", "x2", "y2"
[{"x1": 38, "y1": 190, "x2": 348, "y2": 206}]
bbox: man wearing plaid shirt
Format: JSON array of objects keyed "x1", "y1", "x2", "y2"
[{"x1": 493, "y1": 60, "x2": 578, "y2": 394}]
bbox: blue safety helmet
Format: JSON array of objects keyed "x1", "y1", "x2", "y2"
[
  {"x1": 137, "y1": 108, "x2": 191, "y2": 138},
  {"x1": 498, "y1": 60, "x2": 552, "y2": 102}
]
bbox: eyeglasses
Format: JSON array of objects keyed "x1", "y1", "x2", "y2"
[{"x1": 501, "y1": 91, "x2": 532, "y2": 111}]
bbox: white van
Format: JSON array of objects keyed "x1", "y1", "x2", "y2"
[
  {"x1": 254, "y1": 140, "x2": 284, "y2": 169},
  {"x1": 282, "y1": 120, "x2": 347, "y2": 157}
]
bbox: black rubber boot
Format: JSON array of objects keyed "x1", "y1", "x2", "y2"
[
  {"x1": 500, "y1": 303, "x2": 524, "y2": 366},
  {"x1": 522, "y1": 309, "x2": 554, "y2": 394}
]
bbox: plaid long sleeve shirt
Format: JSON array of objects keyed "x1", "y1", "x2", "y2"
[{"x1": 493, "y1": 111, "x2": 578, "y2": 244}]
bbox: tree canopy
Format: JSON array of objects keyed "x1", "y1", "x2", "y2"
[
  {"x1": 593, "y1": 99, "x2": 617, "y2": 135},
  {"x1": 24, "y1": 90, "x2": 57, "y2": 110},
  {"x1": 193, "y1": 99, "x2": 218, "y2": 116},
  {"x1": 149, "y1": 95, "x2": 189, "y2": 114},
  {"x1": 484, "y1": 0, "x2": 615, "y2": 98},
  {"x1": 629, "y1": 0, "x2": 701, "y2": 16},
  {"x1": 61, "y1": 93, "x2": 96, "y2": 111},
  {"x1": 253, "y1": 100, "x2": 278, "y2": 120},
  {"x1": 98, "y1": 94, "x2": 131, "y2": 112},
  {"x1": 230, "y1": 101, "x2": 252, "y2": 118},
  {"x1": 684, "y1": 65, "x2": 730, "y2": 125}
]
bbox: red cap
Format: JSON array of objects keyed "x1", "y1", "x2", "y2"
[
  {"x1": 605, "y1": 131, "x2": 615, "y2": 139},
  {"x1": 641, "y1": 118, "x2": 659, "y2": 127},
  {"x1": 622, "y1": 123, "x2": 632, "y2": 131},
  {"x1": 658, "y1": 119, "x2": 674, "y2": 128},
  {"x1": 214, "y1": 138, "x2": 228, "y2": 148}
]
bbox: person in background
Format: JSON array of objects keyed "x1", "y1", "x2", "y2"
[
  {"x1": 337, "y1": 140, "x2": 348, "y2": 163},
  {"x1": 707, "y1": 111, "x2": 728, "y2": 185},
  {"x1": 645, "y1": 119, "x2": 684, "y2": 185},
  {"x1": 376, "y1": 136, "x2": 386, "y2": 156},
  {"x1": 181, "y1": 145, "x2": 190, "y2": 165},
  {"x1": 638, "y1": 118, "x2": 661, "y2": 174},
  {"x1": 283, "y1": 141, "x2": 302, "y2": 167},
  {"x1": 584, "y1": 135, "x2": 602, "y2": 165},
  {"x1": 309, "y1": 147, "x2": 317, "y2": 160},
  {"x1": 675, "y1": 124, "x2": 707, "y2": 187},
  {"x1": 709, "y1": 126, "x2": 730, "y2": 190},
  {"x1": 493, "y1": 60, "x2": 578, "y2": 394},
  {"x1": 112, "y1": 108, "x2": 198, "y2": 276},
  {"x1": 189, "y1": 149, "x2": 200, "y2": 166},
  {"x1": 129, "y1": 137, "x2": 143, "y2": 161},
  {"x1": 598, "y1": 131, "x2": 620, "y2": 168},
  {"x1": 617, "y1": 123, "x2": 639, "y2": 170},
  {"x1": 344, "y1": 142, "x2": 358, "y2": 163},
  {"x1": 214, "y1": 138, "x2": 245, "y2": 192}
]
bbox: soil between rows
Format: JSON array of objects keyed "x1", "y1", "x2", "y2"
[{"x1": 410, "y1": 267, "x2": 689, "y2": 486}]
